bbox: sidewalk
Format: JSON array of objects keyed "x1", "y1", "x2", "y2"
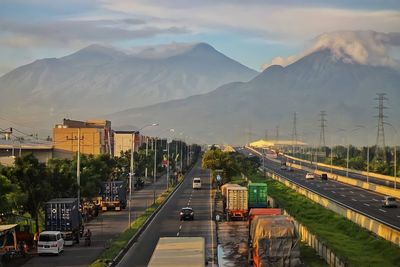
[{"x1": 19, "y1": 176, "x2": 167, "y2": 267}]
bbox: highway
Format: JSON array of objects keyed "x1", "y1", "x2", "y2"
[
  {"x1": 117, "y1": 161, "x2": 216, "y2": 267},
  {"x1": 242, "y1": 148, "x2": 400, "y2": 230}
]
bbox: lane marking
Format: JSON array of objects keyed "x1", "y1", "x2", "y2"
[
  {"x1": 179, "y1": 225, "x2": 182, "y2": 230},
  {"x1": 352, "y1": 199, "x2": 357, "y2": 202},
  {"x1": 360, "y1": 194, "x2": 365, "y2": 197},
  {"x1": 349, "y1": 191, "x2": 354, "y2": 194},
  {"x1": 373, "y1": 199, "x2": 379, "y2": 202},
  {"x1": 397, "y1": 216, "x2": 400, "y2": 218},
  {"x1": 379, "y1": 209, "x2": 387, "y2": 213},
  {"x1": 176, "y1": 232, "x2": 180, "y2": 236},
  {"x1": 331, "y1": 191, "x2": 336, "y2": 194},
  {"x1": 341, "y1": 194, "x2": 346, "y2": 197},
  {"x1": 364, "y1": 203, "x2": 370, "y2": 207}
]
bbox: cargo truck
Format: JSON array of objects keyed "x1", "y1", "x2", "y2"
[
  {"x1": 100, "y1": 180, "x2": 127, "y2": 211},
  {"x1": 44, "y1": 198, "x2": 83, "y2": 245},
  {"x1": 148, "y1": 237, "x2": 206, "y2": 267},
  {"x1": 220, "y1": 183, "x2": 241, "y2": 198},
  {"x1": 226, "y1": 186, "x2": 248, "y2": 221},
  {"x1": 248, "y1": 183, "x2": 268, "y2": 209},
  {"x1": 249, "y1": 215, "x2": 301, "y2": 267}
]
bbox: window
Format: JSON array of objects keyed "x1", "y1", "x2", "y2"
[{"x1": 39, "y1": 234, "x2": 57, "y2": 242}]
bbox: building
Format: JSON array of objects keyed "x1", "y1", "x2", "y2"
[
  {"x1": 0, "y1": 139, "x2": 53, "y2": 166},
  {"x1": 53, "y1": 119, "x2": 112, "y2": 156},
  {"x1": 113, "y1": 131, "x2": 142, "y2": 157}
]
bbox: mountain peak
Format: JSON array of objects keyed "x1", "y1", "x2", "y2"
[
  {"x1": 191, "y1": 42, "x2": 215, "y2": 52},
  {"x1": 62, "y1": 44, "x2": 126, "y2": 61}
]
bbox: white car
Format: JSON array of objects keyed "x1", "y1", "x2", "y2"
[
  {"x1": 37, "y1": 231, "x2": 64, "y2": 255},
  {"x1": 305, "y1": 173, "x2": 315, "y2": 180},
  {"x1": 382, "y1": 196, "x2": 397, "y2": 208},
  {"x1": 192, "y1": 177, "x2": 202, "y2": 189}
]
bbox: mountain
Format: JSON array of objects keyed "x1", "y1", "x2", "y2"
[
  {"x1": 107, "y1": 49, "x2": 400, "y2": 145},
  {"x1": 0, "y1": 43, "x2": 257, "y2": 128}
]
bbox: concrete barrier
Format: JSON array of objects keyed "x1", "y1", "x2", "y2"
[{"x1": 265, "y1": 169, "x2": 400, "y2": 247}]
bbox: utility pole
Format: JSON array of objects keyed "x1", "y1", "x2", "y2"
[
  {"x1": 291, "y1": 112, "x2": 298, "y2": 156},
  {"x1": 66, "y1": 129, "x2": 84, "y2": 207},
  {"x1": 319, "y1": 111, "x2": 327, "y2": 148},
  {"x1": 153, "y1": 137, "x2": 157, "y2": 204},
  {"x1": 167, "y1": 140, "x2": 170, "y2": 190},
  {"x1": 375, "y1": 93, "x2": 388, "y2": 161},
  {"x1": 128, "y1": 131, "x2": 136, "y2": 228},
  {"x1": 145, "y1": 137, "x2": 148, "y2": 180}
]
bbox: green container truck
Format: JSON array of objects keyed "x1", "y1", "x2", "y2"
[{"x1": 248, "y1": 183, "x2": 268, "y2": 208}]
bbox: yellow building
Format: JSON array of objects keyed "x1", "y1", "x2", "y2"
[
  {"x1": 53, "y1": 119, "x2": 112, "y2": 156},
  {"x1": 113, "y1": 131, "x2": 141, "y2": 157}
]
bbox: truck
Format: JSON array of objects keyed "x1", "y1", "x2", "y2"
[
  {"x1": 248, "y1": 183, "x2": 268, "y2": 209},
  {"x1": 44, "y1": 198, "x2": 83, "y2": 245},
  {"x1": 221, "y1": 183, "x2": 241, "y2": 198},
  {"x1": 148, "y1": 237, "x2": 206, "y2": 267},
  {"x1": 248, "y1": 208, "x2": 282, "y2": 225},
  {"x1": 100, "y1": 180, "x2": 127, "y2": 211},
  {"x1": 226, "y1": 186, "x2": 248, "y2": 221},
  {"x1": 249, "y1": 215, "x2": 301, "y2": 267}
]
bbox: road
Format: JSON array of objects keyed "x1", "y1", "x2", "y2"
[
  {"x1": 20, "y1": 176, "x2": 167, "y2": 267},
  {"x1": 117, "y1": 161, "x2": 216, "y2": 267},
  {"x1": 243, "y1": 148, "x2": 400, "y2": 230}
]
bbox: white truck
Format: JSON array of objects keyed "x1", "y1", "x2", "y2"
[{"x1": 148, "y1": 237, "x2": 206, "y2": 267}]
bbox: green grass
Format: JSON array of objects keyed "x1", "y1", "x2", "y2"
[
  {"x1": 90, "y1": 189, "x2": 173, "y2": 267},
  {"x1": 247, "y1": 173, "x2": 400, "y2": 267},
  {"x1": 299, "y1": 243, "x2": 328, "y2": 267}
]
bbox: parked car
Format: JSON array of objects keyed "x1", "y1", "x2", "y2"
[
  {"x1": 180, "y1": 207, "x2": 194, "y2": 221},
  {"x1": 382, "y1": 196, "x2": 398, "y2": 208},
  {"x1": 192, "y1": 177, "x2": 202, "y2": 189},
  {"x1": 37, "y1": 231, "x2": 64, "y2": 255},
  {"x1": 320, "y1": 173, "x2": 328, "y2": 180},
  {"x1": 305, "y1": 173, "x2": 315, "y2": 180}
]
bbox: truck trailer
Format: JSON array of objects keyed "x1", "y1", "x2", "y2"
[
  {"x1": 226, "y1": 186, "x2": 248, "y2": 221},
  {"x1": 100, "y1": 180, "x2": 127, "y2": 211},
  {"x1": 44, "y1": 198, "x2": 83, "y2": 245},
  {"x1": 148, "y1": 237, "x2": 206, "y2": 267},
  {"x1": 249, "y1": 215, "x2": 301, "y2": 267}
]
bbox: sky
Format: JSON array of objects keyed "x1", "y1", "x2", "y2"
[{"x1": 1, "y1": 0, "x2": 400, "y2": 75}]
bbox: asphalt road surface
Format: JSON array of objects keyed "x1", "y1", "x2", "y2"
[
  {"x1": 117, "y1": 161, "x2": 216, "y2": 267},
  {"x1": 19, "y1": 176, "x2": 167, "y2": 267},
  {"x1": 243, "y1": 148, "x2": 400, "y2": 230}
]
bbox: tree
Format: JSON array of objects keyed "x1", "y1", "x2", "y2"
[
  {"x1": 0, "y1": 174, "x2": 18, "y2": 214},
  {"x1": 202, "y1": 149, "x2": 236, "y2": 182},
  {"x1": 47, "y1": 158, "x2": 77, "y2": 198},
  {"x1": 11, "y1": 154, "x2": 51, "y2": 232}
]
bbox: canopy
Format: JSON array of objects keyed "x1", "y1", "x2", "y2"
[{"x1": 0, "y1": 224, "x2": 17, "y2": 232}]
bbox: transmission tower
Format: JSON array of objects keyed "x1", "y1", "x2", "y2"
[
  {"x1": 319, "y1": 111, "x2": 327, "y2": 148},
  {"x1": 375, "y1": 93, "x2": 388, "y2": 161},
  {"x1": 291, "y1": 112, "x2": 298, "y2": 155}
]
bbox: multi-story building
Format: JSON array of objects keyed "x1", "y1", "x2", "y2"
[
  {"x1": 53, "y1": 119, "x2": 112, "y2": 156},
  {"x1": 113, "y1": 131, "x2": 142, "y2": 157}
]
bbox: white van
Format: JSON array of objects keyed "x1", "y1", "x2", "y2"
[
  {"x1": 192, "y1": 177, "x2": 202, "y2": 189},
  {"x1": 37, "y1": 231, "x2": 64, "y2": 255}
]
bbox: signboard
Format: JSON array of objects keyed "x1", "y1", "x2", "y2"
[{"x1": 216, "y1": 174, "x2": 222, "y2": 182}]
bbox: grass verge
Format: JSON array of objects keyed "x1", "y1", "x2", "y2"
[
  {"x1": 248, "y1": 172, "x2": 400, "y2": 267},
  {"x1": 89, "y1": 188, "x2": 173, "y2": 267},
  {"x1": 299, "y1": 243, "x2": 328, "y2": 267}
]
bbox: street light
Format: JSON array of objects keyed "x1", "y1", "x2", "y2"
[
  {"x1": 384, "y1": 122, "x2": 398, "y2": 189},
  {"x1": 128, "y1": 123, "x2": 158, "y2": 228}
]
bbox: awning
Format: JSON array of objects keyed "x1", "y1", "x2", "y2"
[{"x1": 0, "y1": 224, "x2": 18, "y2": 232}]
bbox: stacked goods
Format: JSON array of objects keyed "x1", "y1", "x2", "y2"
[
  {"x1": 226, "y1": 186, "x2": 248, "y2": 221},
  {"x1": 44, "y1": 198, "x2": 82, "y2": 244},
  {"x1": 148, "y1": 237, "x2": 206, "y2": 267},
  {"x1": 248, "y1": 183, "x2": 268, "y2": 208},
  {"x1": 100, "y1": 180, "x2": 127, "y2": 211},
  {"x1": 250, "y1": 215, "x2": 301, "y2": 267}
]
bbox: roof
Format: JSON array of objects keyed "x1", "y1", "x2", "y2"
[
  {"x1": 248, "y1": 183, "x2": 267, "y2": 187},
  {"x1": 46, "y1": 198, "x2": 78, "y2": 204},
  {"x1": 114, "y1": 130, "x2": 139, "y2": 134},
  {"x1": 39, "y1": 231, "x2": 62, "y2": 235},
  {"x1": 0, "y1": 139, "x2": 53, "y2": 150},
  {"x1": 0, "y1": 224, "x2": 18, "y2": 232},
  {"x1": 250, "y1": 139, "x2": 307, "y2": 148}
]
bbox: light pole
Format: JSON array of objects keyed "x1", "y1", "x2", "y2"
[
  {"x1": 353, "y1": 125, "x2": 370, "y2": 183},
  {"x1": 128, "y1": 123, "x2": 158, "y2": 228},
  {"x1": 153, "y1": 137, "x2": 157, "y2": 203},
  {"x1": 384, "y1": 123, "x2": 398, "y2": 189}
]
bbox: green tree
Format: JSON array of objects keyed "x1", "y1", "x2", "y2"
[
  {"x1": 202, "y1": 149, "x2": 236, "y2": 182},
  {"x1": 11, "y1": 154, "x2": 51, "y2": 232}
]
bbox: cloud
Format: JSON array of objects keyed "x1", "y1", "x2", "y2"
[
  {"x1": 261, "y1": 31, "x2": 400, "y2": 69},
  {"x1": 127, "y1": 42, "x2": 197, "y2": 58},
  {"x1": 0, "y1": 18, "x2": 189, "y2": 48}
]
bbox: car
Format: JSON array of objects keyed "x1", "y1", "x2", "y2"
[
  {"x1": 305, "y1": 173, "x2": 315, "y2": 180},
  {"x1": 37, "y1": 231, "x2": 64, "y2": 255},
  {"x1": 192, "y1": 177, "x2": 202, "y2": 189},
  {"x1": 382, "y1": 196, "x2": 398, "y2": 208},
  {"x1": 180, "y1": 207, "x2": 194, "y2": 221},
  {"x1": 320, "y1": 173, "x2": 328, "y2": 180}
]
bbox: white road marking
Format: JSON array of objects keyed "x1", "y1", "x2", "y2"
[
  {"x1": 379, "y1": 209, "x2": 387, "y2": 213},
  {"x1": 349, "y1": 191, "x2": 354, "y2": 194},
  {"x1": 341, "y1": 194, "x2": 346, "y2": 197},
  {"x1": 179, "y1": 225, "x2": 182, "y2": 230},
  {"x1": 360, "y1": 194, "x2": 365, "y2": 197},
  {"x1": 373, "y1": 199, "x2": 379, "y2": 202},
  {"x1": 364, "y1": 203, "x2": 370, "y2": 207},
  {"x1": 352, "y1": 198, "x2": 357, "y2": 202},
  {"x1": 397, "y1": 216, "x2": 400, "y2": 218},
  {"x1": 176, "y1": 232, "x2": 180, "y2": 236},
  {"x1": 332, "y1": 191, "x2": 336, "y2": 194}
]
